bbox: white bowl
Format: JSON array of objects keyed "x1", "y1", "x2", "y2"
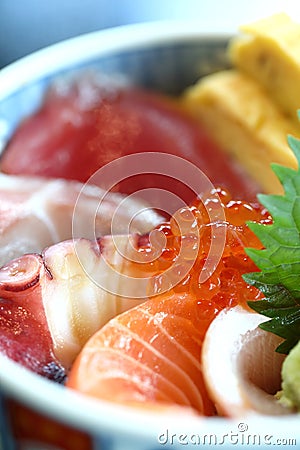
[{"x1": 0, "y1": 21, "x2": 299, "y2": 450}]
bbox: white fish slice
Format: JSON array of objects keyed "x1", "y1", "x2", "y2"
[{"x1": 0, "y1": 173, "x2": 163, "y2": 266}]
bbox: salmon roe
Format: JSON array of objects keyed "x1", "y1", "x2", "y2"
[{"x1": 135, "y1": 187, "x2": 271, "y2": 310}]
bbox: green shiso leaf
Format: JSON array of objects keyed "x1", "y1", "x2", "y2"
[{"x1": 244, "y1": 134, "x2": 300, "y2": 354}]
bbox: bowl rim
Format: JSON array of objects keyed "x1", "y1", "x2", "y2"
[
  {"x1": 1, "y1": 355, "x2": 299, "y2": 441},
  {"x1": 0, "y1": 20, "x2": 299, "y2": 444},
  {"x1": 0, "y1": 20, "x2": 232, "y2": 100}
]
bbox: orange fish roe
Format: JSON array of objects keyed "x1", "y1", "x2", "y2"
[{"x1": 135, "y1": 187, "x2": 271, "y2": 309}]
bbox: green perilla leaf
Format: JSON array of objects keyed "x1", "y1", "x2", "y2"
[{"x1": 244, "y1": 133, "x2": 300, "y2": 354}]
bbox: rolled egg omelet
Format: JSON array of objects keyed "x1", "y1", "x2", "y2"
[
  {"x1": 183, "y1": 14, "x2": 300, "y2": 195},
  {"x1": 229, "y1": 13, "x2": 300, "y2": 122}
]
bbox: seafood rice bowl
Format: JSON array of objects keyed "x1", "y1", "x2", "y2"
[{"x1": 0, "y1": 16, "x2": 299, "y2": 450}]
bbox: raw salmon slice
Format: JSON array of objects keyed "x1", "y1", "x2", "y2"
[{"x1": 67, "y1": 292, "x2": 218, "y2": 415}]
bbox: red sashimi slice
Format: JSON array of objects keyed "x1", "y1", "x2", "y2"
[
  {"x1": 1, "y1": 78, "x2": 259, "y2": 202},
  {"x1": 67, "y1": 292, "x2": 218, "y2": 415}
]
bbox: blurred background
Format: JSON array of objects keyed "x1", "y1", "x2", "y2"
[{"x1": 0, "y1": 0, "x2": 299, "y2": 68}]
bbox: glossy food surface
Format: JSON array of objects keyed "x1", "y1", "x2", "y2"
[{"x1": 1, "y1": 77, "x2": 259, "y2": 202}]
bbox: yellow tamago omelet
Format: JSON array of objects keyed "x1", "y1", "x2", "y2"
[
  {"x1": 182, "y1": 14, "x2": 300, "y2": 194},
  {"x1": 183, "y1": 70, "x2": 298, "y2": 194},
  {"x1": 229, "y1": 13, "x2": 300, "y2": 122}
]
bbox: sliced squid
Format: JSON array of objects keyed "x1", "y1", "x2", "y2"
[{"x1": 202, "y1": 305, "x2": 292, "y2": 416}]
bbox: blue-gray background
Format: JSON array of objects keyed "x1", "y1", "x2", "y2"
[{"x1": 0, "y1": 0, "x2": 298, "y2": 68}]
